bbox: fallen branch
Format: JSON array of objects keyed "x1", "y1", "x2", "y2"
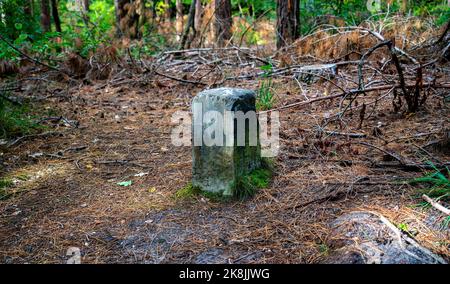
[
  {"x1": 8, "y1": 131, "x2": 61, "y2": 147},
  {"x1": 422, "y1": 194, "x2": 450, "y2": 215},
  {"x1": 259, "y1": 83, "x2": 450, "y2": 114},
  {"x1": 154, "y1": 70, "x2": 207, "y2": 86},
  {"x1": 357, "y1": 141, "x2": 406, "y2": 164}
]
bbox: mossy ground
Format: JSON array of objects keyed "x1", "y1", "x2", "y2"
[
  {"x1": 0, "y1": 177, "x2": 14, "y2": 200},
  {"x1": 176, "y1": 158, "x2": 274, "y2": 202},
  {"x1": 0, "y1": 96, "x2": 44, "y2": 138}
]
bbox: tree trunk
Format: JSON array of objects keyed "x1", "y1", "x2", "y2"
[
  {"x1": 194, "y1": 0, "x2": 202, "y2": 30},
  {"x1": 40, "y1": 0, "x2": 51, "y2": 33},
  {"x1": 276, "y1": 0, "x2": 300, "y2": 49},
  {"x1": 214, "y1": 0, "x2": 232, "y2": 47},
  {"x1": 176, "y1": 0, "x2": 183, "y2": 41},
  {"x1": 180, "y1": 0, "x2": 196, "y2": 48},
  {"x1": 83, "y1": 0, "x2": 89, "y2": 11},
  {"x1": 114, "y1": 0, "x2": 122, "y2": 36},
  {"x1": 50, "y1": 0, "x2": 61, "y2": 32}
]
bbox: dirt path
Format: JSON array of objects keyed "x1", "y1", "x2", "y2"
[{"x1": 0, "y1": 70, "x2": 449, "y2": 263}]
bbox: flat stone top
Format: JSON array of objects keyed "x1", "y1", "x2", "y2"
[
  {"x1": 194, "y1": 87, "x2": 255, "y2": 102},
  {"x1": 193, "y1": 88, "x2": 256, "y2": 112}
]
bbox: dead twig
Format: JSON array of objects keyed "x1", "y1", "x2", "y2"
[
  {"x1": 154, "y1": 70, "x2": 207, "y2": 86},
  {"x1": 422, "y1": 194, "x2": 450, "y2": 216}
]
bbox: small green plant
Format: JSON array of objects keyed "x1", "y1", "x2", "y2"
[
  {"x1": 175, "y1": 182, "x2": 228, "y2": 202},
  {"x1": 408, "y1": 163, "x2": 450, "y2": 202},
  {"x1": 408, "y1": 163, "x2": 450, "y2": 229},
  {"x1": 175, "y1": 183, "x2": 201, "y2": 200},
  {"x1": 234, "y1": 159, "x2": 273, "y2": 200},
  {"x1": 441, "y1": 216, "x2": 450, "y2": 230},
  {"x1": 256, "y1": 79, "x2": 275, "y2": 111},
  {"x1": 318, "y1": 243, "x2": 330, "y2": 256},
  {"x1": 0, "y1": 178, "x2": 13, "y2": 188}
]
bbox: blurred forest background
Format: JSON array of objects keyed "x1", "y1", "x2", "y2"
[
  {"x1": 1, "y1": 0, "x2": 449, "y2": 61},
  {"x1": 0, "y1": 0, "x2": 449, "y2": 137}
]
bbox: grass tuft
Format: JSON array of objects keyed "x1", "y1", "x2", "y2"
[
  {"x1": 256, "y1": 79, "x2": 275, "y2": 111},
  {"x1": 175, "y1": 182, "x2": 231, "y2": 202},
  {"x1": 408, "y1": 163, "x2": 450, "y2": 202},
  {"x1": 234, "y1": 158, "x2": 274, "y2": 200},
  {"x1": 0, "y1": 177, "x2": 14, "y2": 200}
]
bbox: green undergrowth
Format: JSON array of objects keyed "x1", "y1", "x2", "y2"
[
  {"x1": 0, "y1": 96, "x2": 42, "y2": 139},
  {"x1": 0, "y1": 177, "x2": 14, "y2": 200},
  {"x1": 408, "y1": 163, "x2": 450, "y2": 228},
  {"x1": 175, "y1": 183, "x2": 229, "y2": 203},
  {"x1": 176, "y1": 158, "x2": 275, "y2": 202},
  {"x1": 408, "y1": 163, "x2": 450, "y2": 202}
]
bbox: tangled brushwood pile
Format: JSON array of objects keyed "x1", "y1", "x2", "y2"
[{"x1": 0, "y1": 17, "x2": 449, "y2": 263}]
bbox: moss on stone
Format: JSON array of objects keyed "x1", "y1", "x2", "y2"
[
  {"x1": 175, "y1": 182, "x2": 231, "y2": 202},
  {"x1": 181, "y1": 158, "x2": 274, "y2": 202}
]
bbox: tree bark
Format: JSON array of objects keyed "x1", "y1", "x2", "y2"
[
  {"x1": 176, "y1": 0, "x2": 183, "y2": 41},
  {"x1": 214, "y1": 0, "x2": 232, "y2": 47},
  {"x1": 114, "y1": 0, "x2": 122, "y2": 36},
  {"x1": 180, "y1": 0, "x2": 196, "y2": 48},
  {"x1": 276, "y1": 0, "x2": 300, "y2": 49},
  {"x1": 50, "y1": 0, "x2": 61, "y2": 32},
  {"x1": 40, "y1": 0, "x2": 51, "y2": 33},
  {"x1": 83, "y1": 0, "x2": 89, "y2": 12},
  {"x1": 194, "y1": 0, "x2": 202, "y2": 30}
]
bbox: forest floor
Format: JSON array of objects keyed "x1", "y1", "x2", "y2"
[{"x1": 0, "y1": 39, "x2": 449, "y2": 263}]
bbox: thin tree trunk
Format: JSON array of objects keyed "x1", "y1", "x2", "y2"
[
  {"x1": 83, "y1": 0, "x2": 89, "y2": 12},
  {"x1": 276, "y1": 0, "x2": 300, "y2": 49},
  {"x1": 208, "y1": 0, "x2": 215, "y2": 43},
  {"x1": 214, "y1": 0, "x2": 232, "y2": 47},
  {"x1": 181, "y1": 0, "x2": 196, "y2": 49},
  {"x1": 40, "y1": 0, "x2": 51, "y2": 33},
  {"x1": 176, "y1": 0, "x2": 183, "y2": 41},
  {"x1": 114, "y1": 0, "x2": 123, "y2": 37},
  {"x1": 50, "y1": 0, "x2": 61, "y2": 32},
  {"x1": 78, "y1": 0, "x2": 90, "y2": 26},
  {"x1": 194, "y1": 0, "x2": 202, "y2": 30}
]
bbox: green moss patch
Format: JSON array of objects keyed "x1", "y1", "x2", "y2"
[
  {"x1": 234, "y1": 168, "x2": 272, "y2": 200},
  {"x1": 175, "y1": 182, "x2": 230, "y2": 202},
  {"x1": 177, "y1": 158, "x2": 274, "y2": 202}
]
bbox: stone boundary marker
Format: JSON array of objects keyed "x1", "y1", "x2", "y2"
[{"x1": 192, "y1": 88, "x2": 262, "y2": 196}]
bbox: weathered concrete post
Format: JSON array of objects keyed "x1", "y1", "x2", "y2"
[{"x1": 192, "y1": 88, "x2": 261, "y2": 196}]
